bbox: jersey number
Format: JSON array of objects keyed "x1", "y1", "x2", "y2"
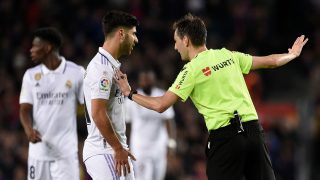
[{"x1": 30, "y1": 165, "x2": 35, "y2": 179}]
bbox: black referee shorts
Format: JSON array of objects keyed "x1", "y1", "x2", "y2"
[{"x1": 205, "y1": 120, "x2": 276, "y2": 180}]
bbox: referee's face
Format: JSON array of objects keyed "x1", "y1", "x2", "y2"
[
  {"x1": 30, "y1": 37, "x2": 49, "y2": 64},
  {"x1": 174, "y1": 30, "x2": 188, "y2": 61}
]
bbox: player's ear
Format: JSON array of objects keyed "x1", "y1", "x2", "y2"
[
  {"x1": 119, "y1": 28, "x2": 125, "y2": 42},
  {"x1": 44, "y1": 43, "x2": 52, "y2": 53}
]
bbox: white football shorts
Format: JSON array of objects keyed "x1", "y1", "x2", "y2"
[
  {"x1": 27, "y1": 153, "x2": 80, "y2": 180},
  {"x1": 84, "y1": 154, "x2": 135, "y2": 180}
]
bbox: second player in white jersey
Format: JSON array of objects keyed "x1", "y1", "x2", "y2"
[
  {"x1": 19, "y1": 27, "x2": 84, "y2": 180},
  {"x1": 21, "y1": 57, "x2": 84, "y2": 160}
]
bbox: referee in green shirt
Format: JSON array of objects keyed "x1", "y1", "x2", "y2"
[{"x1": 115, "y1": 14, "x2": 308, "y2": 180}]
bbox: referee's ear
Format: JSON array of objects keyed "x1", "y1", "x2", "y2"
[{"x1": 183, "y1": 35, "x2": 189, "y2": 47}]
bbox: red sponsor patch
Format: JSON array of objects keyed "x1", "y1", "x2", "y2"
[{"x1": 202, "y1": 67, "x2": 211, "y2": 76}]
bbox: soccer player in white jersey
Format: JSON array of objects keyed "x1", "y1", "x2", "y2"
[
  {"x1": 83, "y1": 10, "x2": 138, "y2": 179},
  {"x1": 19, "y1": 27, "x2": 84, "y2": 180},
  {"x1": 125, "y1": 70, "x2": 176, "y2": 180}
]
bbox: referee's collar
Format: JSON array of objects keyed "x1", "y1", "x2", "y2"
[
  {"x1": 98, "y1": 47, "x2": 121, "y2": 69},
  {"x1": 41, "y1": 56, "x2": 67, "y2": 75}
]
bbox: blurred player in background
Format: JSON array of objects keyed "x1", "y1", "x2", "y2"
[
  {"x1": 19, "y1": 27, "x2": 85, "y2": 180},
  {"x1": 125, "y1": 69, "x2": 176, "y2": 180},
  {"x1": 82, "y1": 10, "x2": 138, "y2": 179},
  {"x1": 114, "y1": 14, "x2": 308, "y2": 180}
]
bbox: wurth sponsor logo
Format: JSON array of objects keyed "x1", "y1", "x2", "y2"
[
  {"x1": 202, "y1": 67, "x2": 211, "y2": 76},
  {"x1": 211, "y1": 59, "x2": 235, "y2": 71},
  {"x1": 202, "y1": 59, "x2": 235, "y2": 76}
]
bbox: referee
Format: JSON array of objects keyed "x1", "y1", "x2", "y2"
[{"x1": 115, "y1": 14, "x2": 308, "y2": 180}]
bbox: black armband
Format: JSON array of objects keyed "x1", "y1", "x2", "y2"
[{"x1": 128, "y1": 89, "x2": 137, "y2": 100}]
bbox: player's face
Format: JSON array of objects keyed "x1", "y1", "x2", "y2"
[
  {"x1": 174, "y1": 30, "x2": 188, "y2": 61},
  {"x1": 121, "y1": 27, "x2": 138, "y2": 56},
  {"x1": 30, "y1": 37, "x2": 48, "y2": 63}
]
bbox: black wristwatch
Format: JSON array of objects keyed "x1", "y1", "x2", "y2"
[{"x1": 128, "y1": 89, "x2": 137, "y2": 100}]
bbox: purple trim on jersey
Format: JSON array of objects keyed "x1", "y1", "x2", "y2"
[
  {"x1": 99, "y1": 52, "x2": 115, "y2": 67},
  {"x1": 101, "y1": 55, "x2": 104, "y2": 65},
  {"x1": 104, "y1": 154, "x2": 119, "y2": 180},
  {"x1": 63, "y1": 63, "x2": 67, "y2": 73}
]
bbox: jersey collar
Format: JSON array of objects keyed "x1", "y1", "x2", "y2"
[
  {"x1": 98, "y1": 47, "x2": 121, "y2": 69},
  {"x1": 41, "y1": 56, "x2": 67, "y2": 75}
]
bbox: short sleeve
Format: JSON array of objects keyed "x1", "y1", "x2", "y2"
[
  {"x1": 19, "y1": 70, "x2": 33, "y2": 104},
  {"x1": 231, "y1": 51, "x2": 253, "y2": 74},
  {"x1": 168, "y1": 64, "x2": 195, "y2": 102},
  {"x1": 89, "y1": 64, "x2": 113, "y2": 100}
]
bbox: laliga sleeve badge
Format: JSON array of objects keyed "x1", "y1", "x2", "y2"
[
  {"x1": 99, "y1": 77, "x2": 109, "y2": 92},
  {"x1": 65, "y1": 80, "x2": 72, "y2": 89}
]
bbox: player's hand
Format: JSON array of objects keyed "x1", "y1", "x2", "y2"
[
  {"x1": 114, "y1": 148, "x2": 136, "y2": 177},
  {"x1": 113, "y1": 69, "x2": 131, "y2": 97},
  {"x1": 288, "y1": 35, "x2": 308, "y2": 58},
  {"x1": 26, "y1": 128, "x2": 42, "y2": 143}
]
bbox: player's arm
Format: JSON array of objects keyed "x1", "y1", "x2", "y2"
[
  {"x1": 91, "y1": 99, "x2": 136, "y2": 176},
  {"x1": 19, "y1": 103, "x2": 41, "y2": 143},
  {"x1": 251, "y1": 35, "x2": 308, "y2": 70}
]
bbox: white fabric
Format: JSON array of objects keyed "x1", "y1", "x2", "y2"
[
  {"x1": 83, "y1": 47, "x2": 128, "y2": 161},
  {"x1": 125, "y1": 87, "x2": 175, "y2": 180},
  {"x1": 84, "y1": 154, "x2": 135, "y2": 180},
  {"x1": 20, "y1": 57, "x2": 84, "y2": 160},
  {"x1": 27, "y1": 152, "x2": 80, "y2": 180}
]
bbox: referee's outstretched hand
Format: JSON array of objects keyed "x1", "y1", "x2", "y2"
[
  {"x1": 288, "y1": 35, "x2": 308, "y2": 58},
  {"x1": 114, "y1": 69, "x2": 131, "y2": 97}
]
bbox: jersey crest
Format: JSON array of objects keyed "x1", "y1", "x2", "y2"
[{"x1": 65, "y1": 80, "x2": 72, "y2": 89}]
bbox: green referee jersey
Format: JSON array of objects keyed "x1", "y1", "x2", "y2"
[{"x1": 169, "y1": 48, "x2": 258, "y2": 131}]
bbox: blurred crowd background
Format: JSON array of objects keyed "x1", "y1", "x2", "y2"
[{"x1": 1, "y1": 0, "x2": 320, "y2": 179}]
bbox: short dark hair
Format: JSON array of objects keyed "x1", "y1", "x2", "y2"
[
  {"x1": 102, "y1": 10, "x2": 139, "y2": 36},
  {"x1": 33, "y1": 27, "x2": 63, "y2": 49},
  {"x1": 173, "y1": 13, "x2": 207, "y2": 47}
]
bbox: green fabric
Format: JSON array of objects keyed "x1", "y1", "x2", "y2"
[{"x1": 169, "y1": 48, "x2": 258, "y2": 130}]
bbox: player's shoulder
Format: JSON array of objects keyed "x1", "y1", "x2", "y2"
[
  {"x1": 23, "y1": 65, "x2": 42, "y2": 81},
  {"x1": 25, "y1": 64, "x2": 42, "y2": 76}
]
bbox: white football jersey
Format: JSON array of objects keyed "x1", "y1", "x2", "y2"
[
  {"x1": 83, "y1": 47, "x2": 127, "y2": 161},
  {"x1": 125, "y1": 87, "x2": 175, "y2": 156},
  {"x1": 19, "y1": 57, "x2": 84, "y2": 160}
]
